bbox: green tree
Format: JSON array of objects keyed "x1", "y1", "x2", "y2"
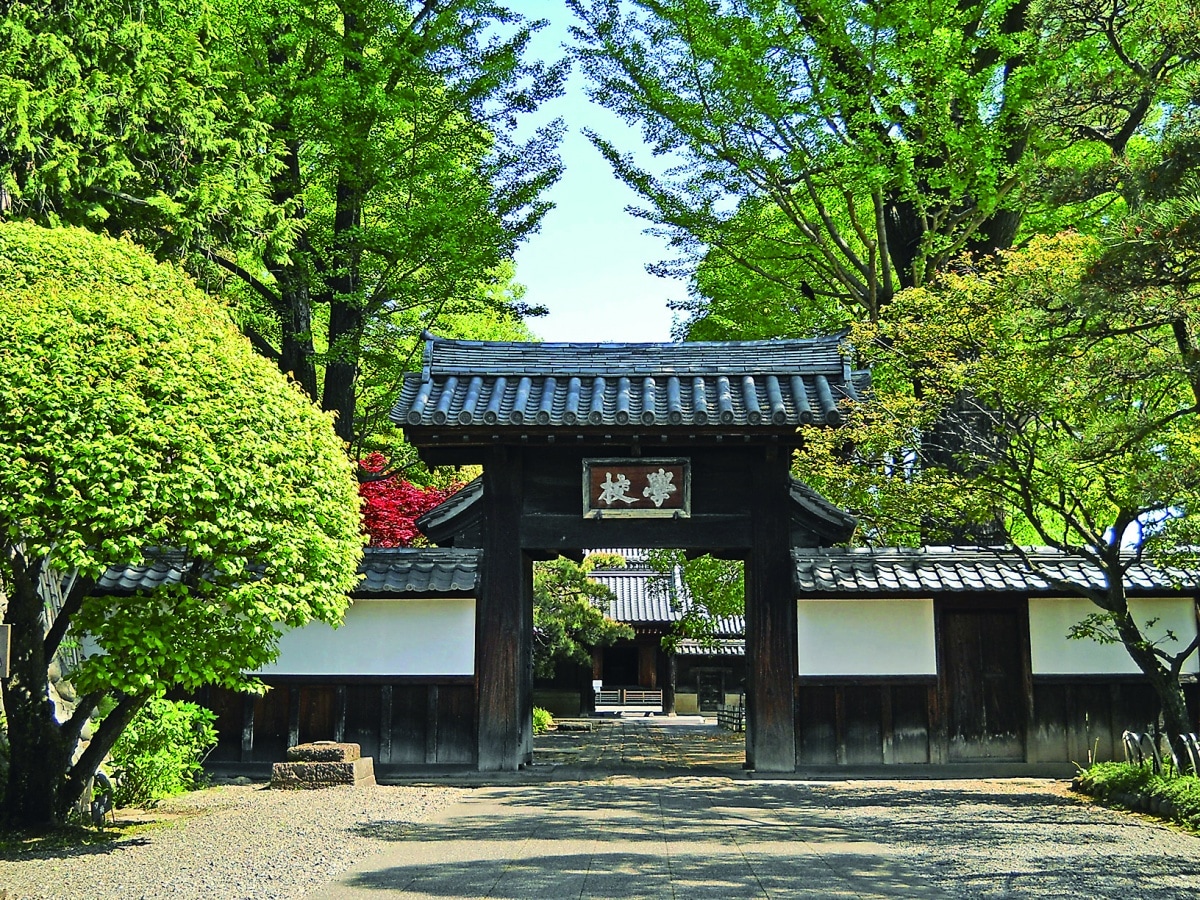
[
  {"x1": 0, "y1": 0, "x2": 280, "y2": 257},
  {"x1": 644, "y1": 549, "x2": 744, "y2": 647},
  {"x1": 0, "y1": 1, "x2": 564, "y2": 452},
  {"x1": 0, "y1": 223, "x2": 363, "y2": 827},
  {"x1": 204, "y1": 0, "x2": 564, "y2": 450},
  {"x1": 533, "y1": 555, "x2": 633, "y2": 680},
  {"x1": 798, "y1": 230, "x2": 1200, "y2": 745},
  {"x1": 569, "y1": 0, "x2": 1196, "y2": 326}
]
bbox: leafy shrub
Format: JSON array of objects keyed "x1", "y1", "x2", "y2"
[
  {"x1": 1076, "y1": 761, "x2": 1200, "y2": 830},
  {"x1": 532, "y1": 707, "x2": 555, "y2": 735},
  {"x1": 108, "y1": 698, "x2": 217, "y2": 807}
]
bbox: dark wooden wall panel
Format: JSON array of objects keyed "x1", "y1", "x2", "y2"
[
  {"x1": 344, "y1": 685, "x2": 381, "y2": 761},
  {"x1": 797, "y1": 686, "x2": 837, "y2": 765},
  {"x1": 205, "y1": 687, "x2": 244, "y2": 762},
  {"x1": 298, "y1": 686, "x2": 336, "y2": 744},
  {"x1": 889, "y1": 686, "x2": 932, "y2": 764},
  {"x1": 1067, "y1": 683, "x2": 1117, "y2": 764},
  {"x1": 435, "y1": 685, "x2": 476, "y2": 764},
  {"x1": 1030, "y1": 684, "x2": 1068, "y2": 764},
  {"x1": 388, "y1": 685, "x2": 429, "y2": 764},
  {"x1": 840, "y1": 687, "x2": 883, "y2": 764},
  {"x1": 252, "y1": 689, "x2": 290, "y2": 762}
]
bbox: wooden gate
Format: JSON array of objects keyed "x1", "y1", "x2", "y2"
[{"x1": 940, "y1": 606, "x2": 1029, "y2": 761}]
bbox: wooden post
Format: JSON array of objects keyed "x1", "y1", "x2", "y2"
[
  {"x1": 287, "y1": 686, "x2": 300, "y2": 750},
  {"x1": 745, "y1": 448, "x2": 797, "y2": 772},
  {"x1": 477, "y1": 446, "x2": 532, "y2": 770},
  {"x1": 664, "y1": 652, "x2": 677, "y2": 716},
  {"x1": 241, "y1": 696, "x2": 255, "y2": 762},
  {"x1": 379, "y1": 685, "x2": 393, "y2": 764}
]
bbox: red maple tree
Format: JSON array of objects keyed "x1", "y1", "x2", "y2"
[{"x1": 358, "y1": 453, "x2": 462, "y2": 547}]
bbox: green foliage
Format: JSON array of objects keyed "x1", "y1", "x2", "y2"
[
  {"x1": 570, "y1": 0, "x2": 1197, "y2": 334},
  {"x1": 532, "y1": 707, "x2": 555, "y2": 735},
  {"x1": 533, "y1": 556, "x2": 633, "y2": 680},
  {"x1": 0, "y1": 0, "x2": 278, "y2": 252},
  {"x1": 1076, "y1": 761, "x2": 1200, "y2": 831},
  {"x1": 197, "y1": 0, "x2": 565, "y2": 450},
  {"x1": 0, "y1": 0, "x2": 564, "y2": 452},
  {"x1": 0, "y1": 223, "x2": 364, "y2": 694},
  {"x1": 799, "y1": 230, "x2": 1200, "y2": 555},
  {"x1": 643, "y1": 550, "x2": 744, "y2": 648},
  {"x1": 108, "y1": 698, "x2": 217, "y2": 807},
  {"x1": 0, "y1": 222, "x2": 363, "y2": 825}
]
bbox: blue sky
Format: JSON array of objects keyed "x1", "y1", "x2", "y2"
[{"x1": 511, "y1": 3, "x2": 685, "y2": 343}]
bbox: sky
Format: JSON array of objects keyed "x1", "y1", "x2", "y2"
[{"x1": 510, "y1": 3, "x2": 685, "y2": 344}]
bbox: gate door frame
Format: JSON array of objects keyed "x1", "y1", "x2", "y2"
[{"x1": 393, "y1": 334, "x2": 859, "y2": 772}]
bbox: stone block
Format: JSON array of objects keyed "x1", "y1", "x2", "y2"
[
  {"x1": 286, "y1": 741, "x2": 361, "y2": 763},
  {"x1": 270, "y1": 756, "x2": 375, "y2": 789}
]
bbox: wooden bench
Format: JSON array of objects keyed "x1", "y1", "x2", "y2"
[{"x1": 594, "y1": 688, "x2": 664, "y2": 715}]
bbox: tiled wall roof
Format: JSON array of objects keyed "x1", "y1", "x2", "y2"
[
  {"x1": 792, "y1": 547, "x2": 1200, "y2": 594},
  {"x1": 98, "y1": 548, "x2": 480, "y2": 596}
]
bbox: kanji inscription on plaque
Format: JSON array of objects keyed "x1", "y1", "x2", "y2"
[{"x1": 583, "y1": 459, "x2": 691, "y2": 518}]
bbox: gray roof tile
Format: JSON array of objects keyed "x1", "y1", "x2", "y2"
[
  {"x1": 393, "y1": 334, "x2": 857, "y2": 430},
  {"x1": 792, "y1": 547, "x2": 1200, "y2": 595},
  {"x1": 676, "y1": 638, "x2": 745, "y2": 657},
  {"x1": 98, "y1": 548, "x2": 480, "y2": 596}
]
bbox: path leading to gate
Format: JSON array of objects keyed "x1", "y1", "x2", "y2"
[{"x1": 310, "y1": 719, "x2": 1200, "y2": 899}]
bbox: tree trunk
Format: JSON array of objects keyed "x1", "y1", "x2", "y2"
[
  {"x1": 1106, "y1": 601, "x2": 1195, "y2": 768},
  {"x1": 55, "y1": 692, "x2": 149, "y2": 823},
  {"x1": 268, "y1": 139, "x2": 320, "y2": 401},
  {"x1": 320, "y1": 4, "x2": 366, "y2": 445},
  {"x1": 1, "y1": 550, "x2": 69, "y2": 827}
]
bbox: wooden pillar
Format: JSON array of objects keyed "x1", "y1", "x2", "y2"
[
  {"x1": 664, "y1": 652, "x2": 677, "y2": 716},
  {"x1": 477, "y1": 446, "x2": 533, "y2": 770},
  {"x1": 745, "y1": 448, "x2": 797, "y2": 772}
]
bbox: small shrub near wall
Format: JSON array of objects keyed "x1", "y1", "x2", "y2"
[
  {"x1": 1075, "y1": 761, "x2": 1200, "y2": 831},
  {"x1": 533, "y1": 707, "x2": 555, "y2": 735},
  {"x1": 109, "y1": 698, "x2": 218, "y2": 807}
]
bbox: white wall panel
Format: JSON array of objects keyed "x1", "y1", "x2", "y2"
[
  {"x1": 256, "y1": 598, "x2": 475, "y2": 676},
  {"x1": 797, "y1": 599, "x2": 936, "y2": 675},
  {"x1": 1029, "y1": 596, "x2": 1198, "y2": 675}
]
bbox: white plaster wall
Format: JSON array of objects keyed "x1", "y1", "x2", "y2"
[
  {"x1": 255, "y1": 597, "x2": 475, "y2": 676},
  {"x1": 1029, "y1": 596, "x2": 1199, "y2": 675},
  {"x1": 797, "y1": 599, "x2": 936, "y2": 675}
]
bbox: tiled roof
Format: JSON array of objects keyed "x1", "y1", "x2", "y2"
[
  {"x1": 98, "y1": 548, "x2": 479, "y2": 596},
  {"x1": 792, "y1": 547, "x2": 1200, "y2": 595},
  {"x1": 415, "y1": 477, "x2": 481, "y2": 544},
  {"x1": 591, "y1": 569, "x2": 675, "y2": 621},
  {"x1": 588, "y1": 562, "x2": 745, "y2": 636},
  {"x1": 393, "y1": 333, "x2": 860, "y2": 430},
  {"x1": 676, "y1": 638, "x2": 745, "y2": 657},
  {"x1": 355, "y1": 548, "x2": 479, "y2": 594}
]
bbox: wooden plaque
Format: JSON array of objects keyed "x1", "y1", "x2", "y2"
[
  {"x1": 583, "y1": 458, "x2": 691, "y2": 519},
  {"x1": 0, "y1": 624, "x2": 9, "y2": 679}
]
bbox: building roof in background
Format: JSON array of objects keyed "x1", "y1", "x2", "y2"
[
  {"x1": 676, "y1": 638, "x2": 746, "y2": 657},
  {"x1": 588, "y1": 558, "x2": 744, "y2": 637},
  {"x1": 792, "y1": 547, "x2": 1200, "y2": 595},
  {"x1": 355, "y1": 548, "x2": 480, "y2": 595},
  {"x1": 393, "y1": 333, "x2": 861, "y2": 430}
]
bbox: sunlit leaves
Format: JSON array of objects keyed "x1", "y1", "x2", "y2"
[
  {"x1": 532, "y1": 555, "x2": 633, "y2": 679},
  {"x1": 0, "y1": 223, "x2": 364, "y2": 696}
]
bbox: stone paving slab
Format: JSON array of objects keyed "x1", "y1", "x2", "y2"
[{"x1": 311, "y1": 721, "x2": 1200, "y2": 900}]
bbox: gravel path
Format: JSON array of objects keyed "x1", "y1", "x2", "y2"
[
  {"x1": 0, "y1": 782, "x2": 463, "y2": 900},
  {"x1": 796, "y1": 778, "x2": 1200, "y2": 898}
]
